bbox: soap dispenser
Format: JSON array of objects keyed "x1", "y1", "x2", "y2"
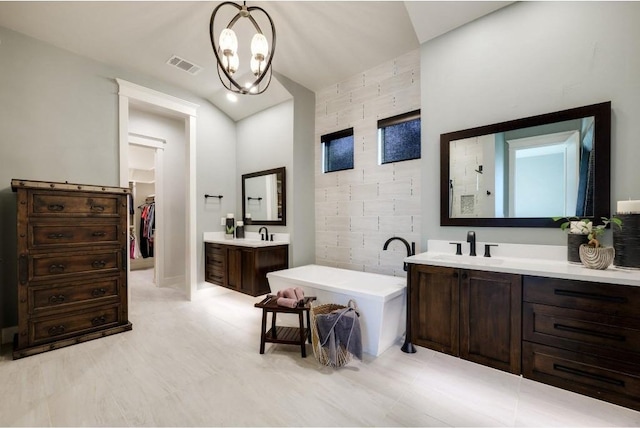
[{"x1": 235, "y1": 220, "x2": 245, "y2": 239}]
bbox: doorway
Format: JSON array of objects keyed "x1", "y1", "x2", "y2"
[
  {"x1": 128, "y1": 135, "x2": 165, "y2": 286},
  {"x1": 117, "y1": 78, "x2": 198, "y2": 300}
]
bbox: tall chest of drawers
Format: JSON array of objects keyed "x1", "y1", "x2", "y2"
[{"x1": 12, "y1": 179, "x2": 132, "y2": 359}]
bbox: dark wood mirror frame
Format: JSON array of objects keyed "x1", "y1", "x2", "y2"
[
  {"x1": 242, "y1": 167, "x2": 286, "y2": 226},
  {"x1": 440, "y1": 101, "x2": 611, "y2": 227}
]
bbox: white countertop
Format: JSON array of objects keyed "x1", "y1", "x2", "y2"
[
  {"x1": 405, "y1": 240, "x2": 640, "y2": 287},
  {"x1": 203, "y1": 231, "x2": 289, "y2": 248}
]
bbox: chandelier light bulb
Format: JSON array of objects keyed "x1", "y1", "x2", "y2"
[
  {"x1": 251, "y1": 33, "x2": 268, "y2": 61},
  {"x1": 222, "y1": 51, "x2": 239, "y2": 74},
  {"x1": 219, "y1": 28, "x2": 238, "y2": 56},
  {"x1": 250, "y1": 56, "x2": 264, "y2": 76}
]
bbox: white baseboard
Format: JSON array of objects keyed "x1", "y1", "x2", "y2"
[{"x1": 1, "y1": 326, "x2": 18, "y2": 345}]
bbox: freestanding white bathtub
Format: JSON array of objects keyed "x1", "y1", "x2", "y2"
[{"x1": 266, "y1": 264, "x2": 406, "y2": 357}]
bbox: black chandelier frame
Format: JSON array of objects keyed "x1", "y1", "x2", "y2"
[{"x1": 209, "y1": 1, "x2": 276, "y2": 95}]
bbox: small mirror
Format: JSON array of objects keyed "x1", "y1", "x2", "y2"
[
  {"x1": 441, "y1": 102, "x2": 611, "y2": 227},
  {"x1": 242, "y1": 167, "x2": 286, "y2": 226}
]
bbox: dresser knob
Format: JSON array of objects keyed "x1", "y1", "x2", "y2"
[
  {"x1": 91, "y1": 288, "x2": 107, "y2": 297},
  {"x1": 48, "y1": 294, "x2": 66, "y2": 304},
  {"x1": 91, "y1": 316, "x2": 107, "y2": 326},
  {"x1": 48, "y1": 325, "x2": 66, "y2": 336},
  {"x1": 92, "y1": 260, "x2": 106, "y2": 269},
  {"x1": 49, "y1": 264, "x2": 65, "y2": 273}
]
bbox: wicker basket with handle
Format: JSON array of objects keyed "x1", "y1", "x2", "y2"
[{"x1": 309, "y1": 300, "x2": 357, "y2": 367}]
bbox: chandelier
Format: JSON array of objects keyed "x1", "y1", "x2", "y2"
[{"x1": 209, "y1": 1, "x2": 276, "y2": 95}]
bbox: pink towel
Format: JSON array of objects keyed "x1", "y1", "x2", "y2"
[
  {"x1": 294, "y1": 287, "x2": 305, "y2": 302},
  {"x1": 276, "y1": 297, "x2": 298, "y2": 308}
]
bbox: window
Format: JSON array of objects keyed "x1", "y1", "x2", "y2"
[
  {"x1": 321, "y1": 128, "x2": 354, "y2": 173},
  {"x1": 378, "y1": 110, "x2": 421, "y2": 164}
]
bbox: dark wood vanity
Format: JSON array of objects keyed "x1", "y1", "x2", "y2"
[
  {"x1": 205, "y1": 242, "x2": 288, "y2": 297},
  {"x1": 410, "y1": 264, "x2": 521, "y2": 374},
  {"x1": 408, "y1": 262, "x2": 640, "y2": 411}
]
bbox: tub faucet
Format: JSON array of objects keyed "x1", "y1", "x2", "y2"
[
  {"x1": 467, "y1": 231, "x2": 476, "y2": 256},
  {"x1": 258, "y1": 227, "x2": 268, "y2": 241},
  {"x1": 383, "y1": 237, "x2": 416, "y2": 271}
]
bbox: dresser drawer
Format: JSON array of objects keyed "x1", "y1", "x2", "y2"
[
  {"x1": 29, "y1": 249, "x2": 122, "y2": 282},
  {"x1": 30, "y1": 222, "x2": 120, "y2": 249},
  {"x1": 523, "y1": 276, "x2": 640, "y2": 318},
  {"x1": 29, "y1": 191, "x2": 121, "y2": 218},
  {"x1": 524, "y1": 303, "x2": 640, "y2": 359},
  {"x1": 523, "y1": 342, "x2": 640, "y2": 411},
  {"x1": 29, "y1": 277, "x2": 120, "y2": 314},
  {"x1": 30, "y1": 305, "x2": 121, "y2": 344}
]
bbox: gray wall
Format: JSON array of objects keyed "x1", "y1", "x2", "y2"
[
  {"x1": 0, "y1": 26, "x2": 237, "y2": 328},
  {"x1": 421, "y1": 1, "x2": 640, "y2": 248},
  {"x1": 276, "y1": 73, "x2": 316, "y2": 268}
]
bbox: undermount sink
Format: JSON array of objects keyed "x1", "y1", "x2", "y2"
[{"x1": 430, "y1": 254, "x2": 505, "y2": 265}]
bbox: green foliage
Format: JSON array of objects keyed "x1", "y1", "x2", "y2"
[{"x1": 553, "y1": 216, "x2": 623, "y2": 247}]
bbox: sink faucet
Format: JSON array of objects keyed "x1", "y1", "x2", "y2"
[
  {"x1": 467, "y1": 231, "x2": 476, "y2": 256},
  {"x1": 258, "y1": 226, "x2": 268, "y2": 241},
  {"x1": 383, "y1": 236, "x2": 416, "y2": 271}
]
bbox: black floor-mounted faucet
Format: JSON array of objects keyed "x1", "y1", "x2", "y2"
[
  {"x1": 467, "y1": 231, "x2": 476, "y2": 256},
  {"x1": 383, "y1": 237, "x2": 416, "y2": 271}
]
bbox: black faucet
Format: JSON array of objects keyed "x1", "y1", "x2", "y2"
[
  {"x1": 467, "y1": 231, "x2": 476, "y2": 256},
  {"x1": 383, "y1": 237, "x2": 416, "y2": 271},
  {"x1": 258, "y1": 226, "x2": 268, "y2": 241}
]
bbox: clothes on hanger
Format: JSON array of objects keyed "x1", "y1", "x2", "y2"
[{"x1": 139, "y1": 199, "x2": 155, "y2": 258}]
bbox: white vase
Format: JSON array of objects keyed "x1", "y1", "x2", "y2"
[{"x1": 579, "y1": 244, "x2": 615, "y2": 270}]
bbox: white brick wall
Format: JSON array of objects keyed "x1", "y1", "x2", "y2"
[{"x1": 315, "y1": 49, "x2": 421, "y2": 277}]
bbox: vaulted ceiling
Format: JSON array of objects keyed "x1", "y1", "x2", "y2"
[{"x1": 0, "y1": 1, "x2": 511, "y2": 120}]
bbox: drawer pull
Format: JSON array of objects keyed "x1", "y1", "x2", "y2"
[
  {"x1": 554, "y1": 289, "x2": 628, "y2": 304},
  {"x1": 48, "y1": 325, "x2": 66, "y2": 336},
  {"x1": 92, "y1": 260, "x2": 106, "y2": 269},
  {"x1": 91, "y1": 316, "x2": 107, "y2": 326},
  {"x1": 553, "y1": 363, "x2": 625, "y2": 387},
  {"x1": 48, "y1": 294, "x2": 66, "y2": 304},
  {"x1": 47, "y1": 204, "x2": 65, "y2": 212},
  {"x1": 90, "y1": 205, "x2": 105, "y2": 212},
  {"x1": 47, "y1": 233, "x2": 71, "y2": 239},
  {"x1": 49, "y1": 264, "x2": 65, "y2": 273},
  {"x1": 554, "y1": 323, "x2": 626, "y2": 342},
  {"x1": 92, "y1": 231, "x2": 107, "y2": 237},
  {"x1": 91, "y1": 288, "x2": 107, "y2": 297}
]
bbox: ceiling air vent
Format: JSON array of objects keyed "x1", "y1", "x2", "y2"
[{"x1": 166, "y1": 55, "x2": 203, "y2": 75}]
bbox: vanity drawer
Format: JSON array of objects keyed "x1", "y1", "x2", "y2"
[
  {"x1": 29, "y1": 249, "x2": 123, "y2": 281},
  {"x1": 30, "y1": 305, "x2": 121, "y2": 345},
  {"x1": 29, "y1": 277, "x2": 120, "y2": 314},
  {"x1": 29, "y1": 222, "x2": 120, "y2": 249},
  {"x1": 205, "y1": 271, "x2": 224, "y2": 286},
  {"x1": 524, "y1": 303, "x2": 640, "y2": 359},
  {"x1": 523, "y1": 276, "x2": 640, "y2": 318},
  {"x1": 523, "y1": 342, "x2": 640, "y2": 411}
]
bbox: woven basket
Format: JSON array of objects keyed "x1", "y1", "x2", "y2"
[{"x1": 310, "y1": 302, "x2": 355, "y2": 367}]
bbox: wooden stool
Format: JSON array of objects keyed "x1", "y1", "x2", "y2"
[{"x1": 254, "y1": 295, "x2": 316, "y2": 357}]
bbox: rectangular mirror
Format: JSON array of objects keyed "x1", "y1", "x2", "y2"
[
  {"x1": 242, "y1": 167, "x2": 286, "y2": 226},
  {"x1": 441, "y1": 102, "x2": 611, "y2": 227}
]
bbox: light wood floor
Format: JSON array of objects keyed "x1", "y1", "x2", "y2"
[{"x1": 1, "y1": 268, "x2": 639, "y2": 426}]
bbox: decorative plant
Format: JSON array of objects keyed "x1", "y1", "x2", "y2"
[{"x1": 553, "y1": 216, "x2": 622, "y2": 248}]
